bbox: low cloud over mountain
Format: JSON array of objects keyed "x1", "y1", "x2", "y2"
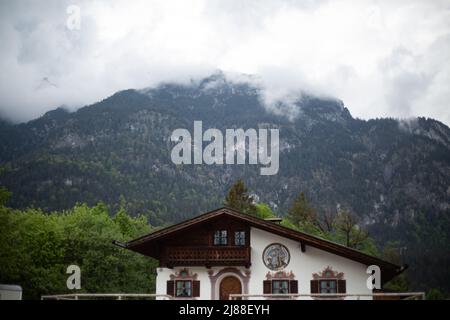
[{"x1": 1, "y1": 0, "x2": 449, "y2": 125}]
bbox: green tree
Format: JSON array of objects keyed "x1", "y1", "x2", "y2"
[
  {"x1": 287, "y1": 192, "x2": 318, "y2": 227},
  {"x1": 286, "y1": 200, "x2": 379, "y2": 256},
  {"x1": 334, "y1": 209, "x2": 369, "y2": 249},
  {"x1": 224, "y1": 180, "x2": 257, "y2": 216},
  {"x1": 0, "y1": 186, "x2": 12, "y2": 206},
  {"x1": 0, "y1": 206, "x2": 66, "y2": 299},
  {"x1": 426, "y1": 288, "x2": 446, "y2": 300},
  {"x1": 254, "y1": 203, "x2": 276, "y2": 219},
  {"x1": 382, "y1": 241, "x2": 410, "y2": 292},
  {"x1": 0, "y1": 203, "x2": 157, "y2": 299}
]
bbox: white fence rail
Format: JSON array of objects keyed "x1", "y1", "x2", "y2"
[
  {"x1": 229, "y1": 292, "x2": 426, "y2": 300},
  {"x1": 41, "y1": 292, "x2": 426, "y2": 300},
  {"x1": 41, "y1": 293, "x2": 173, "y2": 300}
]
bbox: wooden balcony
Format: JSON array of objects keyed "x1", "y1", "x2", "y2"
[{"x1": 161, "y1": 246, "x2": 251, "y2": 268}]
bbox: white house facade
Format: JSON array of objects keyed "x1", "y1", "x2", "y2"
[{"x1": 116, "y1": 207, "x2": 405, "y2": 300}]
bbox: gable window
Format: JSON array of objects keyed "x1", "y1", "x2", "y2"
[
  {"x1": 272, "y1": 280, "x2": 289, "y2": 294},
  {"x1": 214, "y1": 230, "x2": 228, "y2": 245},
  {"x1": 320, "y1": 280, "x2": 337, "y2": 294},
  {"x1": 234, "y1": 231, "x2": 245, "y2": 246},
  {"x1": 176, "y1": 280, "x2": 192, "y2": 297}
]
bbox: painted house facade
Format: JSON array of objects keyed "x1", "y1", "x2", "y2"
[{"x1": 117, "y1": 208, "x2": 405, "y2": 300}]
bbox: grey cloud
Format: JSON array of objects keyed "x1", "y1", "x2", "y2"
[{"x1": 0, "y1": 0, "x2": 449, "y2": 126}]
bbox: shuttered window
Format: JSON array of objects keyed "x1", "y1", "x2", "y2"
[
  {"x1": 167, "y1": 280, "x2": 200, "y2": 298},
  {"x1": 310, "y1": 279, "x2": 346, "y2": 295},
  {"x1": 176, "y1": 280, "x2": 192, "y2": 297},
  {"x1": 272, "y1": 280, "x2": 289, "y2": 294},
  {"x1": 320, "y1": 280, "x2": 337, "y2": 294},
  {"x1": 264, "y1": 279, "x2": 298, "y2": 294}
]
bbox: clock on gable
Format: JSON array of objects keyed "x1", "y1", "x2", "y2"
[{"x1": 262, "y1": 243, "x2": 290, "y2": 271}]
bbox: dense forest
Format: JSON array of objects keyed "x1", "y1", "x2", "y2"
[{"x1": 0, "y1": 188, "x2": 157, "y2": 299}]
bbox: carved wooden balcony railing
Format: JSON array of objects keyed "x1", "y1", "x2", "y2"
[{"x1": 162, "y1": 246, "x2": 251, "y2": 267}]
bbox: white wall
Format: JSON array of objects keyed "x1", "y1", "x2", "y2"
[
  {"x1": 249, "y1": 227, "x2": 372, "y2": 300},
  {"x1": 155, "y1": 227, "x2": 373, "y2": 300}
]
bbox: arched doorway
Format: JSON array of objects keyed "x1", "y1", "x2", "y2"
[{"x1": 219, "y1": 276, "x2": 242, "y2": 300}]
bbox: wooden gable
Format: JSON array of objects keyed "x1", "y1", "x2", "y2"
[{"x1": 123, "y1": 213, "x2": 251, "y2": 268}]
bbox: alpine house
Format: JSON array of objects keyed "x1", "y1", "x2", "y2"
[{"x1": 114, "y1": 207, "x2": 407, "y2": 300}]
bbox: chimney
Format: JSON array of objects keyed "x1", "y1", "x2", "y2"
[{"x1": 264, "y1": 217, "x2": 283, "y2": 224}]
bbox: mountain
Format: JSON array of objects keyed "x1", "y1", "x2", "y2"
[{"x1": 1, "y1": 72, "x2": 449, "y2": 293}]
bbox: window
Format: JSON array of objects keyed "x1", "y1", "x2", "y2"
[
  {"x1": 167, "y1": 270, "x2": 200, "y2": 298},
  {"x1": 320, "y1": 280, "x2": 337, "y2": 294},
  {"x1": 214, "y1": 230, "x2": 228, "y2": 245},
  {"x1": 264, "y1": 279, "x2": 298, "y2": 295},
  {"x1": 311, "y1": 267, "x2": 346, "y2": 298},
  {"x1": 234, "y1": 231, "x2": 245, "y2": 246},
  {"x1": 176, "y1": 280, "x2": 192, "y2": 297},
  {"x1": 272, "y1": 280, "x2": 289, "y2": 294}
]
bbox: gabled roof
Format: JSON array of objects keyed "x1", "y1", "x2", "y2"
[{"x1": 116, "y1": 207, "x2": 406, "y2": 284}]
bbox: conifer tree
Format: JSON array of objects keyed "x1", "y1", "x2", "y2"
[
  {"x1": 287, "y1": 192, "x2": 317, "y2": 226},
  {"x1": 224, "y1": 179, "x2": 257, "y2": 216}
]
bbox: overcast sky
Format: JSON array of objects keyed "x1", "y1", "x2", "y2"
[{"x1": 0, "y1": 0, "x2": 449, "y2": 125}]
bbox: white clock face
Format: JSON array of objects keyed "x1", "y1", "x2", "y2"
[{"x1": 262, "y1": 243, "x2": 290, "y2": 271}]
